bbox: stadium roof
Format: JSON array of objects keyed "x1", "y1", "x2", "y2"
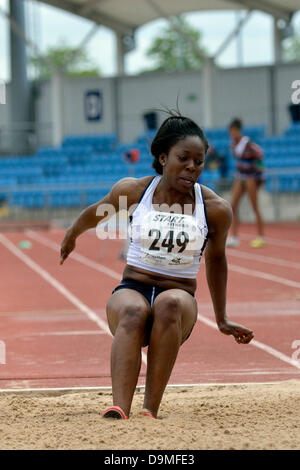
[{"x1": 39, "y1": 1, "x2": 299, "y2": 35}]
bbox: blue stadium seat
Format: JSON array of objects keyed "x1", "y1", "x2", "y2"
[{"x1": 1, "y1": 124, "x2": 299, "y2": 206}]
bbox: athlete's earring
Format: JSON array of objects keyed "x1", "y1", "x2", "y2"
[{"x1": 160, "y1": 155, "x2": 166, "y2": 167}]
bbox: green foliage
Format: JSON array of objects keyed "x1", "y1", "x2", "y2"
[
  {"x1": 145, "y1": 16, "x2": 206, "y2": 72},
  {"x1": 283, "y1": 33, "x2": 300, "y2": 62},
  {"x1": 30, "y1": 43, "x2": 101, "y2": 78}
]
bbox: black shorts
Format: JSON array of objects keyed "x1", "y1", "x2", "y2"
[
  {"x1": 113, "y1": 278, "x2": 193, "y2": 307},
  {"x1": 112, "y1": 278, "x2": 196, "y2": 342}
]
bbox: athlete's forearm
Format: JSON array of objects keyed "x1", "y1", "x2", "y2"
[
  {"x1": 67, "y1": 204, "x2": 100, "y2": 239},
  {"x1": 205, "y1": 254, "x2": 228, "y2": 326}
]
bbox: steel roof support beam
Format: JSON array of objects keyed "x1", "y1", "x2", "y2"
[
  {"x1": 213, "y1": 10, "x2": 252, "y2": 60},
  {"x1": 228, "y1": 0, "x2": 291, "y2": 21},
  {"x1": 39, "y1": 0, "x2": 135, "y2": 35},
  {"x1": 78, "y1": 0, "x2": 106, "y2": 15}
]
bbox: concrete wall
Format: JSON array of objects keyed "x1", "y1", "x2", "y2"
[
  {"x1": 1, "y1": 61, "x2": 299, "y2": 151},
  {"x1": 63, "y1": 76, "x2": 116, "y2": 136},
  {"x1": 35, "y1": 76, "x2": 117, "y2": 147},
  {"x1": 213, "y1": 66, "x2": 272, "y2": 132},
  {"x1": 34, "y1": 80, "x2": 52, "y2": 147},
  {"x1": 117, "y1": 70, "x2": 203, "y2": 142},
  {"x1": 274, "y1": 62, "x2": 300, "y2": 134},
  {"x1": 213, "y1": 62, "x2": 299, "y2": 135},
  {"x1": 0, "y1": 83, "x2": 10, "y2": 152}
]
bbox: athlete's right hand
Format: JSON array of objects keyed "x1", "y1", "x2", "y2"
[
  {"x1": 60, "y1": 231, "x2": 76, "y2": 265},
  {"x1": 218, "y1": 319, "x2": 254, "y2": 344}
]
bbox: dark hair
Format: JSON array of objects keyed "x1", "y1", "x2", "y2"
[
  {"x1": 229, "y1": 118, "x2": 243, "y2": 130},
  {"x1": 151, "y1": 112, "x2": 209, "y2": 175}
]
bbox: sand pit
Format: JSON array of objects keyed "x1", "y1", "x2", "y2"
[{"x1": 0, "y1": 380, "x2": 299, "y2": 450}]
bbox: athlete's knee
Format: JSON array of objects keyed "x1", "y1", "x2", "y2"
[
  {"x1": 118, "y1": 303, "x2": 149, "y2": 334},
  {"x1": 153, "y1": 294, "x2": 182, "y2": 327}
]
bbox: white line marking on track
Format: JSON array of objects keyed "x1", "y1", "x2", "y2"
[
  {"x1": 0, "y1": 234, "x2": 112, "y2": 334},
  {"x1": 197, "y1": 314, "x2": 300, "y2": 370},
  {"x1": 27, "y1": 230, "x2": 300, "y2": 289},
  {"x1": 26, "y1": 230, "x2": 121, "y2": 280},
  {"x1": 0, "y1": 381, "x2": 294, "y2": 395},
  {"x1": 0, "y1": 234, "x2": 147, "y2": 366},
  {"x1": 23, "y1": 231, "x2": 300, "y2": 373},
  {"x1": 11, "y1": 330, "x2": 106, "y2": 338},
  {"x1": 227, "y1": 249, "x2": 300, "y2": 270},
  {"x1": 228, "y1": 264, "x2": 300, "y2": 289},
  {"x1": 201, "y1": 370, "x2": 300, "y2": 376},
  {"x1": 196, "y1": 301, "x2": 300, "y2": 317},
  {"x1": 38, "y1": 330, "x2": 106, "y2": 336}
]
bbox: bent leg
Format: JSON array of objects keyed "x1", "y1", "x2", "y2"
[
  {"x1": 245, "y1": 178, "x2": 264, "y2": 237},
  {"x1": 143, "y1": 289, "x2": 197, "y2": 417},
  {"x1": 106, "y1": 289, "x2": 152, "y2": 416}
]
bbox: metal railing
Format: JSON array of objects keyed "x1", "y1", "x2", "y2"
[{"x1": 0, "y1": 171, "x2": 299, "y2": 225}]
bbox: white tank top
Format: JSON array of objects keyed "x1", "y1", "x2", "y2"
[{"x1": 126, "y1": 176, "x2": 209, "y2": 279}]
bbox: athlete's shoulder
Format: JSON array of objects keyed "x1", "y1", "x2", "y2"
[
  {"x1": 200, "y1": 184, "x2": 232, "y2": 232},
  {"x1": 109, "y1": 176, "x2": 156, "y2": 206}
]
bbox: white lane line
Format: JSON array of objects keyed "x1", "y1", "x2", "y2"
[
  {"x1": 26, "y1": 230, "x2": 121, "y2": 280},
  {"x1": 197, "y1": 370, "x2": 300, "y2": 376},
  {"x1": 6, "y1": 330, "x2": 106, "y2": 338},
  {"x1": 227, "y1": 249, "x2": 300, "y2": 270},
  {"x1": 57, "y1": 228, "x2": 300, "y2": 271},
  {"x1": 197, "y1": 314, "x2": 300, "y2": 371},
  {"x1": 240, "y1": 233, "x2": 299, "y2": 249},
  {"x1": 0, "y1": 234, "x2": 147, "y2": 365},
  {"x1": 228, "y1": 263, "x2": 300, "y2": 289},
  {"x1": 0, "y1": 381, "x2": 290, "y2": 394},
  {"x1": 24, "y1": 231, "x2": 300, "y2": 371},
  {"x1": 196, "y1": 301, "x2": 300, "y2": 317},
  {"x1": 38, "y1": 330, "x2": 106, "y2": 336},
  {"x1": 27, "y1": 230, "x2": 300, "y2": 289},
  {"x1": 0, "y1": 234, "x2": 112, "y2": 335}
]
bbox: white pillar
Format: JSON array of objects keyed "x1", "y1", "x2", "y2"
[
  {"x1": 51, "y1": 68, "x2": 64, "y2": 147},
  {"x1": 202, "y1": 57, "x2": 216, "y2": 129},
  {"x1": 273, "y1": 18, "x2": 283, "y2": 64},
  {"x1": 116, "y1": 32, "x2": 125, "y2": 76},
  {"x1": 9, "y1": 0, "x2": 30, "y2": 154}
]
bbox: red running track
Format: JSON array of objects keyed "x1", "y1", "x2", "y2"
[{"x1": 0, "y1": 223, "x2": 299, "y2": 390}]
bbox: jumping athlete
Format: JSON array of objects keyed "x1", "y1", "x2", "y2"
[{"x1": 60, "y1": 114, "x2": 254, "y2": 419}]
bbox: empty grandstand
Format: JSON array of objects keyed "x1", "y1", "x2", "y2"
[
  {"x1": 0, "y1": 0, "x2": 300, "y2": 226},
  {"x1": 0, "y1": 121, "x2": 300, "y2": 224}
]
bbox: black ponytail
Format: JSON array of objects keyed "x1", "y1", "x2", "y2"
[{"x1": 150, "y1": 111, "x2": 209, "y2": 174}]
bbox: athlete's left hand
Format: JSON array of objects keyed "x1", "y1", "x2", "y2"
[{"x1": 218, "y1": 319, "x2": 254, "y2": 344}]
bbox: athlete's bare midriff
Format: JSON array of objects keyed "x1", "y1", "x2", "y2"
[{"x1": 122, "y1": 264, "x2": 197, "y2": 295}]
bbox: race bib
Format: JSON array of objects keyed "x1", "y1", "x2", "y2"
[{"x1": 140, "y1": 211, "x2": 205, "y2": 268}]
